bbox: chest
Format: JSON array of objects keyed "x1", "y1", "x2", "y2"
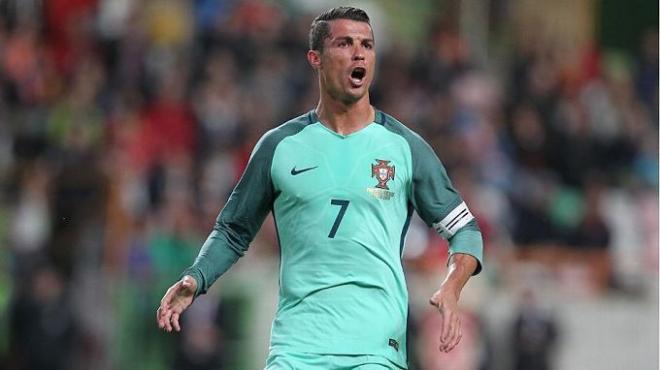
[{"x1": 270, "y1": 126, "x2": 412, "y2": 204}]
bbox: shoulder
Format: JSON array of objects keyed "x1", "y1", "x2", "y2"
[
  {"x1": 375, "y1": 109, "x2": 434, "y2": 155},
  {"x1": 253, "y1": 111, "x2": 313, "y2": 155}
]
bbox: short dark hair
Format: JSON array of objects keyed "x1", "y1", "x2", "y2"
[{"x1": 309, "y1": 6, "x2": 371, "y2": 52}]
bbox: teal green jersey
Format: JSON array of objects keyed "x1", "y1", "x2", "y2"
[{"x1": 181, "y1": 110, "x2": 483, "y2": 368}]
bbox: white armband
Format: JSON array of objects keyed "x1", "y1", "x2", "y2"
[{"x1": 432, "y1": 201, "x2": 474, "y2": 238}]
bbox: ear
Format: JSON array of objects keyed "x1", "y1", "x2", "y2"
[{"x1": 307, "y1": 50, "x2": 322, "y2": 70}]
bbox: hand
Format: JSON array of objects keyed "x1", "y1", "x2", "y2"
[
  {"x1": 429, "y1": 288, "x2": 462, "y2": 353},
  {"x1": 156, "y1": 275, "x2": 197, "y2": 332}
]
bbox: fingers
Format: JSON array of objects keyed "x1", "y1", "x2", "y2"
[
  {"x1": 439, "y1": 306, "x2": 451, "y2": 345},
  {"x1": 156, "y1": 306, "x2": 163, "y2": 328},
  {"x1": 157, "y1": 305, "x2": 173, "y2": 332},
  {"x1": 430, "y1": 293, "x2": 450, "y2": 345},
  {"x1": 438, "y1": 312, "x2": 462, "y2": 353},
  {"x1": 431, "y1": 289, "x2": 464, "y2": 353},
  {"x1": 448, "y1": 332, "x2": 463, "y2": 352},
  {"x1": 442, "y1": 315, "x2": 462, "y2": 352},
  {"x1": 157, "y1": 281, "x2": 184, "y2": 333},
  {"x1": 171, "y1": 312, "x2": 181, "y2": 332},
  {"x1": 156, "y1": 278, "x2": 197, "y2": 333},
  {"x1": 438, "y1": 309, "x2": 450, "y2": 351},
  {"x1": 157, "y1": 292, "x2": 173, "y2": 331},
  {"x1": 157, "y1": 304, "x2": 184, "y2": 333}
]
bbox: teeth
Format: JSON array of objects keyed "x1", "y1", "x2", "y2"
[
  {"x1": 350, "y1": 76, "x2": 363, "y2": 86},
  {"x1": 349, "y1": 68, "x2": 365, "y2": 86}
]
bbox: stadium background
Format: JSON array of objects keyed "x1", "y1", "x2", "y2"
[{"x1": 0, "y1": 0, "x2": 657, "y2": 369}]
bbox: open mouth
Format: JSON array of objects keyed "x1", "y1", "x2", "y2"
[{"x1": 350, "y1": 67, "x2": 366, "y2": 86}]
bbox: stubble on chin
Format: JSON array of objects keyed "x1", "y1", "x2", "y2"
[{"x1": 327, "y1": 85, "x2": 362, "y2": 105}]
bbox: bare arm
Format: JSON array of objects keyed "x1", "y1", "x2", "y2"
[{"x1": 429, "y1": 253, "x2": 479, "y2": 352}]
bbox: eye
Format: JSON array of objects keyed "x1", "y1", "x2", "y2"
[
  {"x1": 338, "y1": 41, "x2": 348, "y2": 47},
  {"x1": 364, "y1": 42, "x2": 373, "y2": 50}
]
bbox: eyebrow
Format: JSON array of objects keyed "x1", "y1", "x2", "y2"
[{"x1": 332, "y1": 36, "x2": 375, "y2": 44}]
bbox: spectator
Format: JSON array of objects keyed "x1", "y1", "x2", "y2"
[
  {"x1": 9, "y1": 264, "x2": 78, "y2": 370},
  {"x1": 511, "y1": 289, "x2": 559, "y2": 370}
]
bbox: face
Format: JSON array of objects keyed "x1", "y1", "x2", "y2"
[{"x1": 308, "y1": 19, "x2": 376, "y2": 105}]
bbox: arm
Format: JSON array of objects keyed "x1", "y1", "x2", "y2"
[
  {"x1": 400, "y1": 126, "x2": 483, "y2": 352},
  {"x1": 157, "y1": 131, "x2": 278, "y2": 333},
  {"x1": 429, "y1": 253, "x2": 479, "y2": 352}
]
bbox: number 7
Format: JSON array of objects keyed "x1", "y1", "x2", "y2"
[{"x1": 328, "y1": 199, "x2": 350, "y2": 238}]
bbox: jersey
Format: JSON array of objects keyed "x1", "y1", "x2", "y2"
[{"x1": 181, "y1": 110, "x2": 483, "y2": 368}]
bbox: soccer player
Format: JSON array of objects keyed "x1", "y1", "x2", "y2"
[{"x1": 157, "y1": 6, "x2": 483, "y2": 369}]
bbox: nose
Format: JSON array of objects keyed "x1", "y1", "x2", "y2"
[{"x1": 352, "y1": 45, "x2": 365, "y2": 61}]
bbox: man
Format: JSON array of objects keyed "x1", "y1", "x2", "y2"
[
  {"x1": 157, "y1": 7, "x2": 483, "y2": 369},
  {"x1": 512, "y1": 290, "x2": 559, "y2": 370}
]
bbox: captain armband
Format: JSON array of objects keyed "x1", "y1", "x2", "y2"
[{"x1": 432, "y1": 201, "x2": 474, "y2": 239}]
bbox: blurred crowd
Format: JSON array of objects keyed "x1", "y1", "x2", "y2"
[{"x1": 0, "y1": 1, "x2": 657, "y2": 370}]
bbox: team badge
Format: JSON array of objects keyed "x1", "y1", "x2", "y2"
[
  {"x1": 371, "y1": 159, "x2": 395, "y2": 189},
  {"x1": 368, "y1": 159, "x2": 395, "y2": 200}
]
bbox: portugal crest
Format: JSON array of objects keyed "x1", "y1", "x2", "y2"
[{"x1": 371, "y1": 159, "x2": 395, "y2": 190}]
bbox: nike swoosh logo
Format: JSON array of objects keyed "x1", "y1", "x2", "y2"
[{"x1": 290, "y1": 166, "x2": 318, "y2": 176}]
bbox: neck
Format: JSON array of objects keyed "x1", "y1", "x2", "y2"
[{"x1": 315, "y1": 94, "x2": 374, "y2": 135}]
